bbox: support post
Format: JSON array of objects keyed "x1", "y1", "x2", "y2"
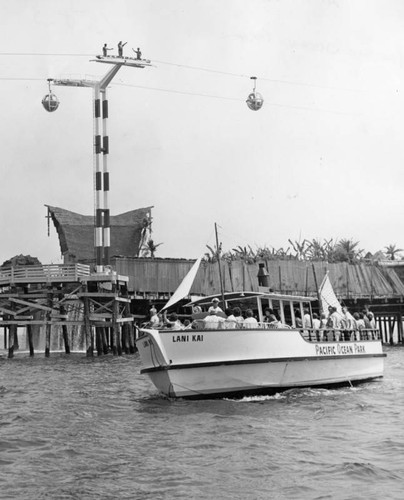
[
  {"x1": 95, "y1": 326, "x2": 103, "y2": 356},
  {"x1": 27, "y1": 323, "x2": 34, "y2": 356},
  {"x1": 112, "y1": 296, "x2": 122, "y2": 356},
  {"x1": 60, "y1": 304, "x2": 70, "y2": 354},
  {"x1": 83, "y1": 297, "x2": 94, "y2": 357},
  {"x1": 8, "y1": 324, "x2": 14, "y2": 359},
  {"x1": 45, "y1": 287, "x2": 53, "y2": 357}
]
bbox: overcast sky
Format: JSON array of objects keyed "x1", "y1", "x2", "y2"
[{"x1": 1, "y1": 0, "x2": 404, "y2": 265}]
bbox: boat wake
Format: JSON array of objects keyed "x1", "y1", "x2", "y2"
[{"x1": 227, "y1": 385, "x2": 361, "y2": 403}]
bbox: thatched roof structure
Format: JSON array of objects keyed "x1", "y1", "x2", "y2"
[
  {"x1": 114, "y1": 257, "x2": 404, "y2": 301},
  {"x1": 46, "y1": 205, "x2": 153, "y2": 263}
]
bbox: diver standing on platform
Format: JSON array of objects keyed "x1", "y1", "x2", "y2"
[
  {"x1": 118, "y1": 41, "x2": 127, "y2": 57},
  {"x1": 102, "y1": 43, "x2": 112, "y2": 56},
  {"x1": 133, "y1": 47, "x2": 142, "y2": 60}
]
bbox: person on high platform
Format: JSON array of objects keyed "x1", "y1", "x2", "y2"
[
  {"x1": 133, "y1": 47, "x2": 142, "y2": 60},
  {"x1": 118, "y1": 41, "x2": 127, "y2": 57},
  {"x1": 102, "y1": 43, "x2": 112, "y2": 56}
]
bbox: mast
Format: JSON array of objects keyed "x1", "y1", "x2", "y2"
[{"x1": 215, "y1": 223, "x2": 225, "y2": 307}]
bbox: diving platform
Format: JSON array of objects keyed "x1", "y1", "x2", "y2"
[{"x1": 92, "y1": 55, "x2": 153, "y2": 68}]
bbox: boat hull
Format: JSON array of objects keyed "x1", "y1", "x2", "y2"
[{"x1": 136, "y1": 328, "x2": 386, "y2": 398}]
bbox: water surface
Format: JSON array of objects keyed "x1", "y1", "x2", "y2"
[{"x1": 0, "y1": 346, "x2": 403, "y2": 499}]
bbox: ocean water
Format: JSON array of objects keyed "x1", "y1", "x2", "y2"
[{"x1": 0, "y1": 346, "x2": 403, "y2": 500}]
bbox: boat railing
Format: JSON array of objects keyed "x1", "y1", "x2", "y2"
[
  {"x1": 148, "y1": 321, "x2": 381, "y2": 342},
  {"x1": 299, "y1": 328, "x2": 381, "y2": 342}
]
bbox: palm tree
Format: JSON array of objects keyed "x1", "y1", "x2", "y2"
[
  {"x1": 231, "y1": 245, "x2": 256, "y2": 263},
  {"x1": 288, "y1": 239, "x2": 308, "y2": 260},
  {"x1": 204, "y1": 243, "x2": 221, "y2": 263},
  {"x1": 334, "y1": 238, "x2": 363, "y2": 263},
  {"x1": 306, "y1": 238, "x2": 326, "y2": 261},
  {"x1": 146, "y1": 239, "x2": 163, "y2": 258},
  {"x1": 384, "y1": 244, "x2": 403, "y2": 261}
]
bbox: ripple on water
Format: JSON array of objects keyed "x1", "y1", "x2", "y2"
[{"x1": 0, "y1": 349, "x2": 403, "y2": 499}]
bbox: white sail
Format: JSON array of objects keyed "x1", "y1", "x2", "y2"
[
  {"x1": 160, "y1": 255, "x2": 203, "y2": 312},
  {"x1": 318, "y1": 272, "x2": 342, "y2": 314}
]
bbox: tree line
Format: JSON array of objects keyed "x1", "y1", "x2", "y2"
[{"x1": 204, "y1": 239, "x2": 403, "y2": 264}]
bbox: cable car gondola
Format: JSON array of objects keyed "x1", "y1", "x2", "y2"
[
  {"x1": 246, "y1": 76, "x2": 264, "y2": 111},
  {"x1": 42, "y1": 79, "x2": 60, "y2": 112}
]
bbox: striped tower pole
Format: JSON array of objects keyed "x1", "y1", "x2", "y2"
[
  {"x1": 51, "y1": 59, "x2": 152, "y2": 275},
  {"x1": 94, "y1": 85, "x2": 104, "y2": 273},
  {"x1": 101, "y1": 88, "x2": 110, "y2": 267}
]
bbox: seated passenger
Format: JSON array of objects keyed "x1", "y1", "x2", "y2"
[
  {"x1": 203, "y1": 310, "x2": 225, "y2": 329},
  {"x1": 183, "y1": 319, "x2": 193, "y2": 330},
  {"x1": 264, "y1": 308, "x2": 275, "y2": 322},
  {"x1": 232, "y1": 307, "x2": 244, "y2": 326},
  {"x1": 294, "y1": 310, "x2": 303, "y2": 328},
  {"x1": 164, "y1": 312, "x2": 184, "y2": 331},
  {"x1": 243, "y1": 309, "x2": 258, "y2": 329},
  {"x1": 266, "y1": 314, "x2": 280, "y2": 328},
  {"x1": 208, "y1": 297, "x2": 223, "y2": 314},
  {"x1": 224, "y1": 308, "x2": 237, "y2": 329}
]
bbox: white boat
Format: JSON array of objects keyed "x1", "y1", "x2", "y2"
[{"x1": 136, "y1": 290, "x2": 386, "y2": 399}]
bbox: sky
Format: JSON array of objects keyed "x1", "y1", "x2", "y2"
[{"x1": 1, "y1": 0, "x2": 404, "y2": 264}]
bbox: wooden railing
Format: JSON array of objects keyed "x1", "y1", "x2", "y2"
[{"x1": 0, "y1": 264, "x2": 91, "y2": 285}]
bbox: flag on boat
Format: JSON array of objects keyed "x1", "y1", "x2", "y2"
[
  {"x1": 160, "y1": 255, "x2": 203, "y2": 312},
  {"x1": 318, "y1": 272, "x2": 342, "y2": 314}
]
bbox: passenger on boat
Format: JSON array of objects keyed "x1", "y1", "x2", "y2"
[
  {"x1": 318, "y1": 313, "x2": 327, "y2": 341},
  {"x1": 208, "y1": 298, "x2": 223, "y2": 314},
  {"x1": 340, "y1": 306, "x2": 355, "y2": 340},
  {"x1": 341, "y1": 306, "x2": 355, "y2": 329},
  {"x1": 183, "y1": 319, "x2": 193, "y2": 330},
  {"x1": 266, "y1": 314, "x2": 280, "y2": 328},
  {"x1": 164, "y1": 312, "x2": 184, "y2": 331},
  {"x1": 353, "y1": 312, "x2": 364, "y2": 341},
  {"x1": 311, "y1": 313, "x2": 320, "y2": 340},
  {"x1": 294, "y1": 310, "x2": 303, "y2": 328},
  {"x1": 263, "y1": 308, "x2": 278, "y2": 327},
  {"x1": 366, "y1": 312, "x2": 377, "y2": 339},
  {"x1": 224, "y1": 308, "x2": 237, "y2": 329},
  {"x1": 363, "y1": 312, "x2": 372, "y2": 329},
  {"x1": 263, "y1": 308, "x2": 275, "y2": 322},
  {"x1": 367, "y1": 312, "x2": 376, "y2": 329},
  {"x1": 303, "y1": 308, "x2": 312, "y2": 329},
  {"x1": 232, "y1": 307, "x2": 244, "y2": 326},
  {"x1": 203, "y1": 310, "x2": 225, "y2": 329},
  {"x1": 243, "y1": 309, "x2": 258, "y2": 329},
  {"x1": 312, "y1": 313, "x2": 320, "y2": 330},
  {"x1": 149, "y1": 308, "x2": 160, "y2": 328},
  {"x1": 327, "y1": 306, "x2": 342, "y2": 340}
]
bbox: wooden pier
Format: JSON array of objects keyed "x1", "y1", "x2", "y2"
[{"x1": 0, "y1": 264, "x2": 135, "y2": 358}]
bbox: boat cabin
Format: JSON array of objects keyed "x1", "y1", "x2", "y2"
[{"x1": 186, "y1": 291, "x2": 316, "y2": 328}]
